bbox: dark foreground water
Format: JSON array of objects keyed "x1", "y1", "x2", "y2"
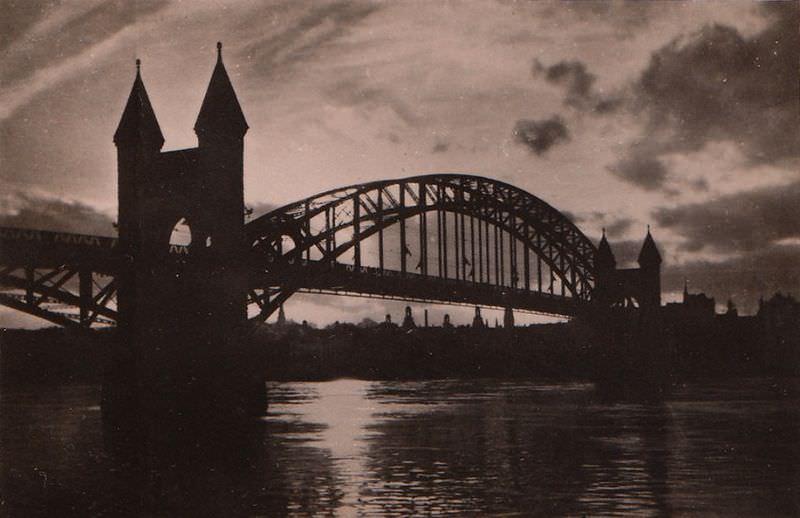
[{"x1": 1, "y1": 378, "x2": 797, "y2": 516}]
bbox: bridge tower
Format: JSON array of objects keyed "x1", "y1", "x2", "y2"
[{"x1": 109, "y1": 44, "x2": 264, "y2": 427}]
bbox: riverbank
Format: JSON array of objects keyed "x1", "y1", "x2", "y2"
[{"x1": 1, "y1": 315, "x2": 796, "y2": 385}]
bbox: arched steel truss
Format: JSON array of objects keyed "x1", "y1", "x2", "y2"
[
  {"x1": 246, "y1": 174, "x2": 597, "y2": 319},
  {"x1": 0, "y1": 264, "x2": 117, "y2": 329}
]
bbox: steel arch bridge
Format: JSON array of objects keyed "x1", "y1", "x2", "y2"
[
  {"x1": 246, "y1": 174, "x2": 596, "y2": 320},
  {"x1": 0, "y1": 174, "x2": 598, "y2": 329}
]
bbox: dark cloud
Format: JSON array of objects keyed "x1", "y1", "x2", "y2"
[
  {"x1": 535, "y1": 60, "x2": 593, "y2": 105},
  {"x1": 631, "y1": 5, "x2": 799, "y2": 169},
  {"x1": 432, "y1": 141, "x2": 449, "y2": 153},
  {"x1": 653, "y1": 181, "x2": 800, "y2": 253},
  {"x1": 605, "y1": 217, "x2": 633, "y2": 237},
  {"x1": 0, "y1": 192, "x2": 115, "y2": 236},
  {"x1": 607, "y1": 155, "x2": 669, "y2": 191},
  {"x1": 534, "y1": 59, "x2": 622, "y2": 113},
  {"x1": 513, "y1": 116, "x2": 569, "y2": 155}
]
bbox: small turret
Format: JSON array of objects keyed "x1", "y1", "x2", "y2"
[
  {"x1": 114, "y1": 59, "x2": 164, "y2": 150},
  {"x1": 595, "y1": 228, "x2": 616, "y2": 271},
  {"x1": 637, "y1": 226, "x2": 662, "y2": 309},
  {"x1": 638, "y1": 226, "x2": 662, "y2": 268}
]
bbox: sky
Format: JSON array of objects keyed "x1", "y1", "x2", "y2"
[{"x1": 1, "y1": 0, "x2": 798, "y2": 327}]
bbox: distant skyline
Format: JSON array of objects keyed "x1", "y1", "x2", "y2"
[{"x1": 1, "y1": 0, "x2": 798, "y2": 326}]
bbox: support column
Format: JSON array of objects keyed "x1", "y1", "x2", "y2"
[
  {"x1": 378, "y1": 190, "x2": 384, "y2": 272},
  {"x1": 399, "y1": 186, "x2": 407, "y2": 275},
  {"x1": 493, "y1": 224, "x2": 499, "y2": 285},
  {"x1": 523, "y1": 225, "x2": 530, "y2": 291},
  {"x1": 470, "y1": 215, "x2": 476, "y2": 283},
  {"x1": 25, "y1": 266, "x2": 34, "y2": 304},
  {"x1": 536, "y1": 234, "x2": 543, "y2": 292},
  {"x1": 79, "y1": 268, "x2": 92, "y2": 325},
  {"x1": 418, "y1": 182, "x2": 427, "y2": 276},
  {"x1": 478, "y1": 216, "x2": 484, "y2": 283},
  {"x1": 353, "y1": 195, "x2": 361, "y2": 269}
]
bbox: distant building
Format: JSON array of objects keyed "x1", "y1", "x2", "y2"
[
  {"x1": 277, "y1": 304, "x2": 287, "y2": 326},
  {"x1": 758, "y1": 292, "x2": 800, "y2": 325},
  {"x1": 663, "y1": 281, "x2": 715, "y2": 323},
  {"x1": 442, "y1": 314, "x2": 453, "y2": 328},
  {"x1": 380, "y1": 313, "x2": 396, "y2": 329},
  {"x1": 503, "y1": 307, "x2": 515, "y2": 329},
  {"x1": 757, "y1": 293, "x2": 800, "y2": 373},
  {"x1": 472, "y1": 307, "x2": 485, "y2": 328},
  {"x1": 401, "y1": 306, "x2": 416, "y2": 330}
]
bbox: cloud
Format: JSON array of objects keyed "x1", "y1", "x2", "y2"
[
  {"x1": 653, "y1": 180, "x2": 800, "y2": 253},
  {"x1": 432, "y1": 141, "x2": 449, "y2": 153},
  {"x1": 610, "y1": 3, "x2": 800, "y2": 192},
  {"x1": 607, "y1": 154, "x2": 669, "y2": 191},
  {"x1": 0, "y1": 192, "x2": 115, "y2": 236},
  {"x1": 242, "y1": 1, "x2": 381, "y2": 83},
  {"x1": 513, "y1": 116, "x2": 569, "y2": 155},
  {"x1": 535, "y1": 60, "x2": 593, "y2": 104},
  {"x1": 533, "y1": 59, "x2": 622, "y2": 113},
  {"x1": 325, "y1": 77, "x2": 420, "y2": 126},
  {"x1": 532, "y1": 4, "x2": 800, "y2": 193},
  {"x1": 605, "y1": 217, "x2": 634, "y2": 237}
]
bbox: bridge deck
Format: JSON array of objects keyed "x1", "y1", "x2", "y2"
[
  {"x1": 252, "y1": 261, "x2": 579, "y2": 317},
  {"x1": 1, "y1": 227, "x2": 581, "y2": 326}
]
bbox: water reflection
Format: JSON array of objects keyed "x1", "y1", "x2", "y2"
[{"x1": 1, "y1": 378, "x2": 797, "y2": 516}]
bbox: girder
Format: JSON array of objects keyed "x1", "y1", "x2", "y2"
[{"x1": 0, "y1": 264, "x2": 117, "y2": 329}]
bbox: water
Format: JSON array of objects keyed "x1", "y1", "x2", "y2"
[{"x1": 1, "y1": 378, "x2": 797, "y2": 516}]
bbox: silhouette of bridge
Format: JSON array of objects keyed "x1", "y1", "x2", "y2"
[
  {"x1": 0, "y1": 44, "x2": 662, "y2": 420},
  {"x1": 0, "y1": 172, "x2": 598, "y2": 327}
]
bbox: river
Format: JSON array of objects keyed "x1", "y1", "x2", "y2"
[{"x1": 1, "y1": 377, "x2": 797, "y2": 516}]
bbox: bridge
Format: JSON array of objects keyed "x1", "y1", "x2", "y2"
[
  {"x1": 0, "y1": 43, "x2": 661, "y2": 422},
  {"x1": 0, "y1": 172, "x2": 594, "y2": 328}
]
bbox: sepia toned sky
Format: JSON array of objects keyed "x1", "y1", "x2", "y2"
[{"x1": 1, "y1": 0, "x2": 798, "y2": 326}]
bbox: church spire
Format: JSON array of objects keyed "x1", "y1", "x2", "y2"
[
  {"x1": 194, "y1": 42, "x2": 249, "y2": 140},
  {"x1": 114, "y1": 59, "x2": 164, "y2": 149}
]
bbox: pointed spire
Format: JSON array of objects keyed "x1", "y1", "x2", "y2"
[
  {"x1": 195, "y1": 42, "x2": 248, "y2": 140},
  {"x1": 638, "y1": 226, "x2": 662, "y2": 267},
  {"x1": 114, "y1": 59, "x2": 164, "y2": 149},
  {"x1": 595, "y1": 228, "x2": 616, "y2": 270}
]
